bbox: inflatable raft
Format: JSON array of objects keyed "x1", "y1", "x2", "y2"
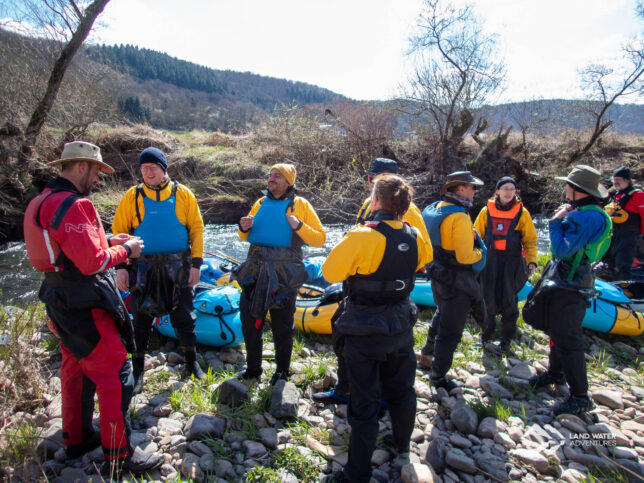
[
  {"x1": 155, "y1": 285, "x2": 244, "y2": 347},
  {"x1": 583, "y1": 279, "x2": 643, "y2": 336},
  {"x1": 411, "y1": 279, "x2": 533, "y2": 308}
]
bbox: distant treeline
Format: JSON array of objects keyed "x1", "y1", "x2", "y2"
[{"x1": 86, "y1": 44, "x2": 344, "y2": 111}]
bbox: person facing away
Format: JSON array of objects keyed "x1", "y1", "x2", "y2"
[
  {"x1": 313, "y1": 157, "x2": 433, "y2": 405},
  {"x1": 420, "y1": 171, "x2": 487, "y2": 391},
  {"x1": 113, "y1": 146, "x2": 205, "y2": 392},
  {"x1": 322, "y1": 174, "x2": 431, "y2": 483},
  {"x1": 603, "y1": 166, "x2": 644, "y2": 280},
  {"x1": 23, "y1": 141, "x2": 161, "y2": 472},
  {"x1": 474, "y1": 176, "x2": 538, "y2": 354},
  {"x1": 528, "y1": 165, "x2": 612, "y2": 416},
  {"x1": 233, "y1": 163, "x2": 326, "y2": 385}
]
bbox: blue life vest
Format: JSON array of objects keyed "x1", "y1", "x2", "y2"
[
  {"x1": 133, "y1": 182, "x2": 190, "y2": 255},
  {"x1": 422, "y1": 201, "x2": 486, "y2": 274},
  {"x1": 248, "y1": 197, "x2": 293, "y2": 248}
]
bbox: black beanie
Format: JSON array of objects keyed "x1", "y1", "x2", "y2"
[
  {"x1": 495, "y1": 176, "x2": 517, "y2": 190},
  {"x1": 612, "y1": 166, "x2": 632, "y2": 180},
  {"x1": 139, "y1": 147, "x2": 167, "y2": 172}
]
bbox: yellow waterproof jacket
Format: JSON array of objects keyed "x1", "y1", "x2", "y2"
[
  {"x1": 238, "y1": 196, "x2": 326, "y2": 248},
  {"x1": 473, "y1": 202, "x2": 538, "y2": 266},
  {"x1": 435, "y1": 201, "x2": 483, "y2": 265},
  {"x1": 322, "y1": 220, "x2": 431, "y2": 283},
  {"x1": 357, "y1": 198, "x2": 430, "y2": 242},
  {"x1": 357, "y1": 198, "x2": 433, "y2": 265},
  {"x1": 112, "y1": 179, "x2": 204, "y2": 260}
]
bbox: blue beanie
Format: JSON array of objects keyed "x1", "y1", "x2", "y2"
[{"x1": 139, "y1": 147, "x2": 167, "y2": 172}]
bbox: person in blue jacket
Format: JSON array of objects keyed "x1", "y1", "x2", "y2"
[{"x1": 528, "y1": 165, "x2": 611, "y2": 415}]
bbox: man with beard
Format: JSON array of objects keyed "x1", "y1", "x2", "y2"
[
  {"x1": 233, "y1": 163, "x2": 326, "y2": 384},
  {"x1": 24, "y1": 141, "x2": 161, "y2": 472}
]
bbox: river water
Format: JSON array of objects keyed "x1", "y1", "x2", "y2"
[{"x1": 0, "y1": 218, "x2": 550, "y2": 305}]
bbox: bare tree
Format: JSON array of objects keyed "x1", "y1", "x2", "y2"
[
  {"x1": 569, "y1": 50, "x2": 644, "y2": 163},
  {"x1": 325, "y1": 101, "x2": 398, "y2": 168},
  {"x1": 1, "y1": 0, "x2": 110, "y2": 196},
  {"x1": 507, "y1": 98, "x2": 553, "y2": 159},
  {"x1": 401, "y1": 0, "x2": 505, "y2": 171}
]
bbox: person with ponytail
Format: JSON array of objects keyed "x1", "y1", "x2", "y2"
[{"x1": 322, "y1": 174, "x2": 431, "y2": 483}]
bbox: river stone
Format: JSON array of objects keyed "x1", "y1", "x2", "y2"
[
  {"x1": 37, "y1": 419, "x2": 63, "y2": 457},
  {"x1": 158, "y1": 417, "x2": 184, "y2": 437},
  {"x1": 474, "y1": 453, "x2": 508, "y2": 481},
  {"x1": 181, "y1": 453, "x2": 205, "y2": 482},
  {"x1": 153, "y1": 402, "x2": 172, "y2": 417},
  {"x1": 631, "y1": 386, "x2": 644, "y2": 399},
  {"x1": 561, "y1": 468, "x2": 586, "y2": 483},
  {"x1": 445, "y1": 449, "x2": 476, "y2": 473},
  {"x1": 451, "y1": 405, "x2": 479, "y2": 434},
  {"x1": 184, "y1": 413, "x2": 226, "y2": 440},
  {"x1": 243, "y1": 440, "x2": 268, "y2": 458},
  {"x1": 615, "y1": 459, "x2": 644, "y2": 479},
  {"x1": 510, "y1": 448, "x2": 551, "y2": 474},
  {"x1": 52, "y1": 467, "x2": 89, "y2": 483},
  {"x1": 480, "y1": 376, "x2": 513, "y2": 399},
  {"x1": 477, "y1": 417, "x2": 507, "y2": 439},
  {"x1": 590, "y1": 389, "x2": 624, "y2": 409},
  {"x1": 449, "y1": 434, "x2": 472, "y2": 449},
  {"x1": 213, "y1": 378, "x2": 248, "y2": 407},
  {"x1": 259, "y1": 427, "x2": 278, "y2": 449},
  {"x1": 508, "y1": 361, "x2": 535, "y2": 380},
  {"x1": 45, "y1": 393, "x2": 62, "y2": 419},
  {"x1": 494, "y1": 431, "x2": 517, "y2": 448},
  {"x1": 214, "y1": 458, "x2": 234, "y2": 478},
  {"x1": 401, "y1": 462, "x2": 436, "y2": 483},
  {"x1": 613, "y1": 447, "x2": 639, "y2": 459},
  {"x1": 420, "y1": 439, "x2": 447, "y2": 473},
  {"x1": 371, "y1": 448, "x2": 391, "y2": 465},
  {"x1": 199, "y1": 453, "x2": 216, "y2": 472},
  {"x1": 188, "y1": 441, "x2": 212, "y2": 457},
  {"x1": 555, "y1": 414, "x2": 587, "y2": 434},
  {"x1": 269, "y1": 380, "x2": 299, "y2": 418},
  {"x1": 621, "y1": 420, "x2": 644, "y2": 433}
]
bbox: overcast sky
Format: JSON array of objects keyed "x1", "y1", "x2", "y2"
[{"x1": 21, "y1": 0, "x2": 644, "y2": 102}]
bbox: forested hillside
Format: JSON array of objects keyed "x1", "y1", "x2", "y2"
[{"x1": 85, "y1": 43, "x2": 346, "y2": 129}]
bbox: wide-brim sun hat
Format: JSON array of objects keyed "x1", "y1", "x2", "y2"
[
  {"x1": 440, "y1": 171, "x2": 484, "y2": 195},
  {"x1": 47, "y1": 141, "x2": 114, "y2": 174},
  {"x1": 555, "y1": 164, "x2": 608, "y2": 199}
]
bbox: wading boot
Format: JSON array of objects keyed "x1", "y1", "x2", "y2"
[
  {"x1": 553, "y1": 395, "x2": 593, "y2": 416},
  {"x1": 420, "y1": 336, "x2": 435, "y2": 357},
  {"x1": 183, "y1": 351, "x2": 206, "y2": 380},
  {"x1": 528, "y1": 371, "x2": 566, "y2": 390}
]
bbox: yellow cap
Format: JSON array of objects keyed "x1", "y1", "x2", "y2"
[{"x1": 270, "y1": 163, "x2": 296, "y2": 186}]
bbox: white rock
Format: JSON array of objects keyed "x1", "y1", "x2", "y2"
[
  {"x1": 401, "y1": 462, "x2": 436, "y2": 483},
  {"x1": 591, "y1": 389, "x2": 624, "y2": 410},
  {"x1": 510, "y1": 448, "x2": 551, "y2": 474}
]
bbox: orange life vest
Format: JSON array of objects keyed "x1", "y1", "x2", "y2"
[{"x1": 485, "y1": 199, "x2": 523, "y2": 253}]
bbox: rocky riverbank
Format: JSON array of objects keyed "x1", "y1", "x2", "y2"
[{"x1": 2, "y1": 303, "x2": 644, "y2": 482}]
